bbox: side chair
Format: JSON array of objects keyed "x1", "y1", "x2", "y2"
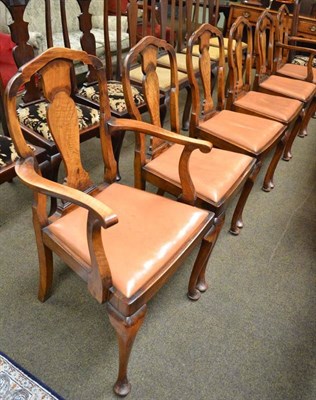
[
  {"x1": 5, "y1": 47, "x2": 217, "y2": 397},
  {"x1": 253, "y1": 10, "x2": 316, "y2": 153},
  {"x1": 226, "y1": 16, "x2": 304, "y2": 165},
  {"x1": 186, "y1": 23, "x2": 287, "y2": 234},
  {"x1": 122, "y1": 36, "x2": 256, "y2": 249}
]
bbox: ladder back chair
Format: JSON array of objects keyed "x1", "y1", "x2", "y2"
[
  {"x1": 253, "y1": 10, "x2": 316, "y2": 151},
  {"x1": 186, "y1": 23, "x2": 288, "y2": 234},
  {"x1": 226, "y1": 16, "x2": 304, "y2": 164},
  {"x1": 5, "y1": 47, "x2": 216, "y2": 396},
  {"x1": 123, "y1": 36, "x2": 256, "y2": 256}
]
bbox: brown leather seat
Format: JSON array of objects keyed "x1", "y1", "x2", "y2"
[
  {"x1": 199, "y1": 110, "x2": 285, "y2": 154},
  {"x1": 277, "y1": 63, "x2": 316, "y2": 84},
  {"x1": 144, "y1": 144, "x2": 254, "y2": 205},
  {"x1": 234, "y1": 91, "x2": 302, "y2": 124},
  {"x1": 259, "y1": 75, "x2": 316, "y2": 102},
  {"x1": 47, "y1": 183, "x2": 210, "y2": 298}
]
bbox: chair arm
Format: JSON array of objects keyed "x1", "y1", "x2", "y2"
[
  {"x1": 15, "y1": 157, "x2": 118, "y2": 229},
  {"x1": 276, "y1": 42, "x2": 316, "y2": 56},
  {"x1": 289, "y1": 36, "x2": 316, "y2": 47},
  {"x1": 107, "y1": 118, "x2": 213, "y2": 154},
  {"x1": 108, "y1": 118, "x2": 213, "y2": 205}
]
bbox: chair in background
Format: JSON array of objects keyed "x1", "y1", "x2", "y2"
[
  {"x1": 5, "y1": 46, "x2": 216, "y2": 396},
  {"x1": 123, "y1": 35, "x2": 256, "y2": 266},
  {"x1": 186, "y1": 23, "x2": 287, "y2": 234},
  {"x1": 253, "y1": 10, "x2": 316, "y2": 155},
  {"x1": 0, "y1": 0, "x2": 101, "y2": 199},
  {"x1": 226, "y1": 16, "x2": 303, "y2": 164},
  {"x1": 274, "y1": 4, "x2": 316, "y2": 84}
]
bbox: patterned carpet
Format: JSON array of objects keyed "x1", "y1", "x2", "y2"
[{"x1": 0, "y1": 352, "x2": 63, "y2": 400}]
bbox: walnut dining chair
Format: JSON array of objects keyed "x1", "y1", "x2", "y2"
[
  {"x1": 5, "y1": 46, "x2": 217, "y2": 397},
  {"x1": 122, "y1": 36, "x2": 257, "y2": 249}
]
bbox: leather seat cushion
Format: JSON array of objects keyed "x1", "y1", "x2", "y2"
[
  {"x1": 259, "y1": 75, "x2": 316, "y2": 102},
  {"x1": 130, "y1": 65, "x2": 188, "y2": 89},
  {"x1": 157, "y1": 52, "x2": 200, "y2": 71},
  {"x1": 144, "y1": 144, "x2": 254, "y2": 205},
  {"x1": 79, "y1": 81, "x2": 145, "y2": 113},
  {"x1": 17, "y1": 101, "x2": 100, "y2": 141},
  {"x1": 234, "y1": 91, "x2": 302, "y2": 123},
  {"x1": 47, "y1": 183, "x2": 210, "y2": 298},
  {"x1": 278, "y1": 63, "x2": 316, "y2": 84},
  {"x1": 199, "y1": 110, "x2": 285, "y2": 154},
  {"x1": 0, "y1": 135, "x2": 35, "y2": 168}
]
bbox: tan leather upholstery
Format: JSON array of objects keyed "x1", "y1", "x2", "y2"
[
  {"x1": 144, "y1": 144, "x2": 254, "y2": 204},
  {"x1": 182, "y1": 46, "x2": 227, "y2": 61},
  {"x1": 199, "y1": 110, "x2": 285, "y2": 154},
  {"x1": 234, "y1": 91, "x2": 302, "y2": 123},
  {"x1": 209, "y1": 37, "x2": 247, "y2": 50},
  {"x1": 259, "y1": 75, "x2": 316, "y2": 102},
  {"x1": 47, "y1": 183, "x2": 210, "y2": 298},
  {"x1": 158, "y1": 52, "x2": 200, "y2": 71},
  {"x1": 278, "y1": 63, "x2": 316, "y2": 84},
  {"x1": 130, "y1": 65, "x2": 188, "y2": 89}
]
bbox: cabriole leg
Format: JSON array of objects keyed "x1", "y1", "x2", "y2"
[{"x1": 107, "y1": 304, "x2": 147, "y2": 397}]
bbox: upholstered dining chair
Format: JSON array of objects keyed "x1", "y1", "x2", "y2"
[
  {"x1": 253, "y1": 10, "x2": 316, "y2": 152},
  {"x1": 122, "y1": 35, "x2": 256, "y2": 248},
  {"x1": 186, "y1": 23, "x2": 287, "y2": 234},
  {"x1": 226, "y1": 16, "x2": 304, "y2": 164},
  {"x1": 5, "y1": 46, "x2": 217, "y2": 397}
]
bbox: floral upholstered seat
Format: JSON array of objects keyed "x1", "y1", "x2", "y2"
[
  {"x1": 0, "y1": 136, "x2": 19, "y2": 168},
  {"x1": 292, "y1": 55, "x2": 316, "y2": 68},
  {"x1": 79, "y1": 81, "x2": 145, "y2": 114},
  {"x1": 0, "y1": 135, "x2": 36, "y2": 168},
  {"x1": 17, "y1": 101, "x2": 100, "y2": 141}
]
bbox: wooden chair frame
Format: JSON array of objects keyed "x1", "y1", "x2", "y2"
[{"x1": 5, "y1": 46, "x2": 217, "y2": 396}]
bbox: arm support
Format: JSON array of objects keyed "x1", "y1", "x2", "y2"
[
  {"x1": 16, "y1": 157, "x2": 118, "y2": 229},
  {"x1": 107, "y1": 118, "x2": 213, "y2": 154}
]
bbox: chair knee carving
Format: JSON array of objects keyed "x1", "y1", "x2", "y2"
[{"x1": 5, "y1": 47, "x2": 216, "y2": 396}]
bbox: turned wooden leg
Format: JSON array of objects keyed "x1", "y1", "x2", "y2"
[
  {"x1": 107, "y1": 304, "x2": 147, "y2": 397},
  {"x1": 230, "y1": 163, "x2": 261, "y2": 235},
  {"x1": 283, "y1": 116, "x2": 302, "y2": 161},
  {"x1": 182, "y1": 86, "x2": 192, "y2": 131},
  {"x1": 262, "y1": 137, "x2": 285, "y2": 192},
  {"x1": 188, "y1": 215, "x2": 225, "y2": 300},
  {"x1": 298, "y1": 98, "x2": 316, "y2": 138},
  {"x1": 111, "y1": 130, "x2": 126, "y2": 181}
]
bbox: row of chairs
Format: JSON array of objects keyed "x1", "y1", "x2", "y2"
[{"x1": 1, "y1": 3, "x2": 316, "y2": 398}]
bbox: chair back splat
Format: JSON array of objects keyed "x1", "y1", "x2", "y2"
[{"x1": 5, "y1": 47, "x2": 216, "y2": 396}]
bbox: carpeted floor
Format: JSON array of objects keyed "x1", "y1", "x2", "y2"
[{"x1": 0, "y1": 112, "x2": 315, "y2": 399}]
